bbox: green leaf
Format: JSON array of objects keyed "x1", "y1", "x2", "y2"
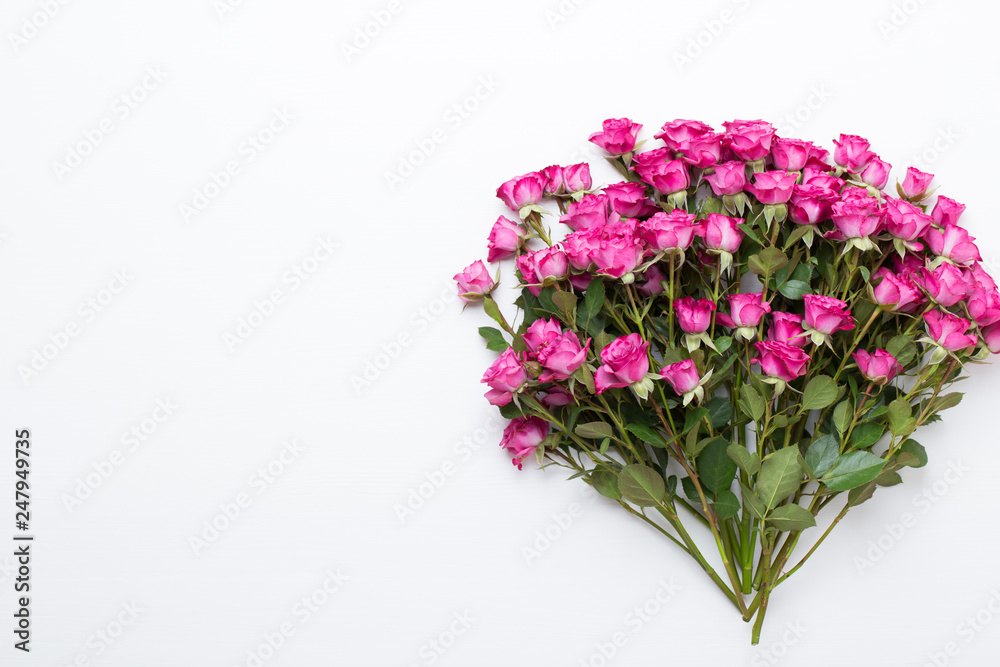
[
  {"x1": 575, "y1": 422, "x2": 614, "y2": 439},
  {"x1": 483, "y1": 298, "x2": 508, "y2": 331},
  {"x1": 756, "y1": 447, "x2": 804, "y2": 510},
  {"x1": 618, "y1": 465, "x2": 666, "y2": 507},
  {"x1": 701, "y1": 197, "x2": 724, "y2": 215},
  {"x1": 714, "y1": 336, "x2": 733, "y2": 354},
  {"x1": 681, "y1": 475, "x2": 700, "y2": 502},
  {"x1": 712, "y1": 490, "x2": 740, "y2": 519},
  {"x1": 858, "y1": 265, "x2": 871, "y2": 283},
  {"x1": 740, "y1": 385, "x2": 765, "y2": 422},
  {"x1": 740, "y1": 483, "x2": 767, "y2": 520},
  {"x1": 705, "y1": 396, "x2": 733, "y2": 430},
  {"x1": 478, "y1": 326, "x2": 506, "y2": 343},
  {"x1": 574, "y1": 364, "x2": 596, "y2": 395},
  {"x1": 850, "y1": 422, "x2": 884, "y2": 450},
  {"x1": 931, "y1": 392, "x2": 963, "y2": 412},
  {"x1": 823, "y1": 451, "x2": 887, "y2": 491},
  {"x1": 683, "y1": 407, "x2": 710, "y2": 434},
  {"x1": 801, "y1": 375, "x2": 838, "y2": 411},
  {"x1": 598, "y1": 437, "x2": 610, "y2": 455},
  {"x1": 584, "y1": 278, "x2": 606, "y2": 320},
  {"x1": 887, "y1": 399, "x2": 915, "y2": 437},
  {"x1": 727, "y1": 444, "x2": 761, "y2": 476},
  {"x1": 498, "y1": 403, "x2": 523, "y2": 420},
  {"x1": 766, "y1": 504, "x2": 816, "y2": 531},
  {"x1": 847, "y1": 480, "x2": 877, "y2": 506},
  {"x1": 875, "y1": 470, "x2": 903, "y2": 487},
  {"x1": 737, "y1": 221, "x2": 764, "y2": 245},
  {"x1": 833, "y1": 400, "x2": 853, "y2": 435},
  {"x1": 486, "y1": 340, "x2": 509, "y2": 352},
  {"x1": 748, "y1": 246, "x2": 789, "y2": 276},
  {"x1": 626, "y1": 424, "x2": 669, "y2": 448},
  {"x1": 590, "y1": 468, "x2": 621, "y2": 500},
  {"x1": 886, "y1": 335, "x2": 917, "y2": 367},
  {"x1": 697, "y1": 438, "x2": 737, "y2": 496},
  {"x1": 898, "y1": 439, "x2": 928, "y2": 468},
  {"x1": 551, "y1": 291, "x2": 578, "y2": 322},
  {"x1": 778, "y1": 279, "x2": 811, "y2": 300},
  {"x1": 805, "y1": 433, "x2": 839, "y2": 477}
]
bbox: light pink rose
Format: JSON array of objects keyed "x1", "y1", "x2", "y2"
[
  {"x1": 638, "y1": 210, "x2": 700, "y2": 252},
  {"x1": 481, "y1": 348, "x2": 527, "y2": 406},
  {"x1": 563, "y1": 163, "x2": 592, "y2": 193},
  {"x1": 537, "y1": 331, "x2": 590, "y2": 382},
  {"x1": 562, "y1": 226, "x2": 604, "y2": 271},
  {"x1": 788, "y1": 184, "x2": 838, "y2": 225},
  {"x1": 982, "y1": 322, "x2": 1000, "y2": 354},
  {"x1": 500, "y1": 417, "x2": 549, "y2": 469},
  {"x1": 913, "y1": 264, "x2": 972, "y2": 308},
  {"x1": 900, "y1": 167, "x2": 934, "y2": 199},
  {"x1": 860, "y1": 157, "x2": 891, "y2": 189},
  {"x1": 589, "y1": 118, "x2": 642, "y2": 155},
  {"x1": 802, "y1": 168, "x2": 845, "y2": 193},
  {"x1": 591, "y1": 222, "x2": 644, "y2": 279},
  {"x1": 661, "y1": 359, "x2": 701, "y2": 395},
  {"x1": 803, "y1": 143, "x2": 832, "y2": 171},
  {"x1": 716, "y1": 292, "x2": 771, "y2": 328},
  {"x1": 517, "y1": 247, "x2": 569, "y2": 294},
  {"x1": 925, "y1": 224, "x2": 981, "y2": 266},
  {"x1": 924, "y1": 310, "x2": 978, "y2": 351},
  {"x1": 721, "y1": 119, "x2": 776, "y2": 161},
  {"x1": 884, "y1": 196, "x2": 932, "y2": 243},
  {"x1": 540, "y1": 165, "x2": 565, "y2": 196},
  {"x1": 752, "y1": 341, "x2": 810, "y2": 382},
  {"x1": 496, "y1": 172, "x2": 546, "y2": 211},
  {"x1": 559, "y1": 193, "x2": 612, "y2": 231},
  {"x1": 832, "y1": 134, "x2": 876, "y2": 171},
  {"x1": 675, "y1": 132, "x2": 723, "y2": 168},
  {"x1": 655, "y1": 119, "x2": 715, "y2": 151},
  {"x1": 705, "y1": 161, "x2": 747, "y2": 196},
  {"x1": 523, "y1": 318, "x2": 563, "y2": 357},
  {"x1": 769, "y1": 312, "x2": 806, "y2": 347},
  {"x1": 633, "y1": 157, "x2": 690, "y2": 195},
  {"x1": 487, "y1": 216, "x2": 526, "y2": 262},
  {"x1": 966, "y1": 286, "x2": 1000, "y2": 327},
  {"x1": 871, "y1": 269, "x2": 924, "y2": 313},
  {"x1": 853, "y1": 349, "x2": 902, "y2": 385},
  {"x1": 770, "y1": 138, "x2": 811, "y2": 172},
  {"x1": 931, "y1": 196, "x2": 966, "y2": 227},
  {"x1": 594, "y1": 333, "x2": 650, "y2": 394},
  {"x1": 746, "y1": 170, "x2": 797, "y2": 205},
  {"x1": 675, "y1": 297, "x2": 716, "y2": 334},
  {"x1": 831, "y1": 187, "x2": 882, "y2": 239},
  {"x1": 604, "y1": 181, "x2": 656, "y2": 218},
  {"x1": 455, "y1": 260, "x2": 496, "y2": 302},
  {"x1": 803, "y1": 294, "x2": 854, "y2": 335},
  {"x1": 701, "y1": 213, "x2": 744, "y2": 253}
]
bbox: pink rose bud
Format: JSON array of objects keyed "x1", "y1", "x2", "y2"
[
  {"x1": 591, "y1": 223, "x2": 644, "y2": 279},
  {"x1": 481, "y1": 348, "x2": 528, "y2": 406},
  {"x1": 924, "y1": 310, "x2": 978, "y2": 351},
  {"x1": 487, "y1": 216, "x2": 526, "y2": 262},
  {"x1": 852, "y1": 349, "x2": 902, "y2": 385},
  {"x1": 884, "y1": 196, "x2": 932, "y2": 243},
  {"x1": 563, "y1": 163, "x2": 592, "y2": 193},
  {"x1": 589, "y1": 118, "x2": 642, "y2": 155},
  {"x1": 913, "y1": 264, "x2": 972, "y2": 308},
  {"x1": 604, "y1": 181, "x2": 656, "y2": 218},
  {"x1": 661, "y1": 359, "x2": 702, "y2": 395},
  {"x1": 802, "y1": 168, "x2": 845, "y2": 193},
  {"x1": 516, "y1": 248, "x2": 569, "y2": 295},
  {"x1": 788, "y1": 185, "x2": 838, "y2": 225},
  {"x1": 500, "y1": 417, "x2": 549, "y2": 469},
  {"x1": 455, "y1": 260, "x2": 496, "y2": 302},
  {"x1": 705, "y1": 161, "x2": 748, "y2": 196},
  {"x1": 496, "y1": 172, "x2": 546, "y2": 211},
  {"x1": 860, "y1": 157, "x2": 891, "y2": 190},
  {"x1": 539, "y1": 386, "x2": 575, "y2": 407},
  {"x1": 523, "y1": 318, "x2": 563, "y2": 356},
  {"x1": 721, "y1": 119, "x2": 776, "y2": 161},
  {"x1": 831, "y1": 188, "x2": 882, "y2": 239},
  {"x1": 638, "y1": 210, "x2": 700, "y2": 252},
  {"x1": 716, "y1": 292, "x2": 771, "y2": 328},
  {"x1": 701, "y1": 213, "x2": 744, "y2": 253},
  {"x1": 675, "y1": 132, "x2": 723, "y2": 168},
  {"x1": 871, "y1": 269, "x2": 925, "y2": 313},
  {"x1": 752, "y1": 341, "x2": 810, "y2": 382},
  {"x1": 654, "y1": 119, "x2": 715, "y2": 151},
  {"x1": 594, "y1": 333, "x2": 650, "y2": 394},
  {"x1": 900, "y1": 167, "x2": 934, "y2": 199},
  {"x1": 967, "y1": 286, "x2": 1000, "y2": 327},
  {"x1": 982, "y1": 322, "x2": 1000, "y2": 354},
  {"x1": 559, "y1": 193, "x2": 612, "y2": 231},
  {"x1": 769, "y1": 312, "x2": 807, "y2": 347},
  {"x1": 803, "y1": 294, "x2": 855, "y2": 335},
  {"x1": 931, "y1": 196, "x2": 966, "y2": 227},
  {"x1": 537, "y1": 331, "x2": 590, "y2": 382},
  {"x1": 832, "y1": 134, "x2": 876, "y2": 171},
  {"x1": 540, "y1": 165, "x2": 565, "y2": 196},
  {"x1": 746, "y1": 170, "x2": 797, "y2": 205},
  {"x1": 675, "y1": 297, "x2": 716, "y2": 334},
  {"x1": 925, "y1": 224, "x2": 981, "y2": 266},
  {"x1": 637, "y1": 264, "x2": 667, "y2": 296},
  {"x1": 770, "y1": 138, "x2": 811, "y2": 172},
  {"x1": 633, "y1": 157, "x2": 690, "y2": 195}
]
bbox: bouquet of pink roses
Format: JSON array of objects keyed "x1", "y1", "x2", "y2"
[{"x1": 456, "y1": 117, "x2": 998, "y2": 643}]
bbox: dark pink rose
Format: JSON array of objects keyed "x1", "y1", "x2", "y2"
[
  {"x1": 752, "y1": 341, "x2": 810, "y2": 382},
  {"x1": 721, "y1": 119, "x2": 776, "y2": 161},
  {"x1": 676, "y1": 132, "x2": 723, "y2": 168},
  {"x1": 788, "y1": 184, "x2": 838, "y2": 225},
  {"x1": 523, "y1": 318, "x2": 563, "y2": 357},
  {"x1": 769, "y1": 312, "x2": 806, "y2": 347},
  {"x1": 496, "y1": 172, "x2": 546, "y2": 211},
  {"x1": 638, "y1": 210, "x2": 700, "y2": 252},
  {"x1": 913, "y1": 264, "x2": 972, "y2": 308},
  {"x1": 860, "y1": 157, "x2": 891, "y2": 190},
  {"x1": 539, "y1": 386, "x2": 575, "y2": 407},
  {"x1": 482, "y1": 348, "x2": 527, "y2": 406},
  {"x1": 871, "y1": 269, "x2": 924, "y2": 313},
  {"x1": 832, "y1": 134, "x2": 876, "y2": 171},
  {"x1": 931, "y1": 196, "x2": 966, "y2": 227},
  {"x1": 562, "y1": 226, "x2": 604, "y2": 271},
  {"x1": 655, "y1": 119, "x2": 715, "y2": 151},
  {"x1": 500, "y1": 417, "x2": 549, "y2": 469},
  {"x1": 803, "y1": 294, "x2": 854, "y2": 335},
  {"x1": 900, "y1": 167, "x2": 934, "y2": 199},
  {"x1": 589, "y1": 118, "x2": 642, "y2": 155},
  {"x1": 831, "y1": 187, "x2": 882, "y2": 239},
  {"x1": 676, "y1": 297, "x2": 716, "y2": 334},
  {"x1": 853, "y1": 349, "x2": 902, "y2": 385},
  {"x1": 746, "y1": 170, "x2": 797, "y2": 205},
  {"x1": 770, "y1": 138, "x2": 811, "y2": 171},
  {"x1": 701, "y1": 213, "x2": 744, "y2": 253},
  {"x1": 604, "y1": 181, "x2": 656, "y2": 218},
  {"x1": 661, "y1": 359, "x2": 701, "y2": 395},
  {"x1": 487, "y1": 216, "x2": 526, "y2": 262},
  {"x1": 564, "y1": 163, "x2": 592, "y2": 193},
  {"x1": 633, "y1": 158, "x2": 690, "y2": 195},
  {"x1": 559, "y1": 193, "x2": 612, "y2": 231},
  {"x1": 717, "y1": 292, "x2": 771, "y2": 328},
  {"x1": 455, "y1": 260, "x2": 496, "y2": 302},
  {"x1": 594, "y1": 333, "x2": 650, "y2": 394},
  {"x1": 967, "y1": 286, "x2": 1000, "y2": 327},
  {"x1": 591, "y1": 226, "x2": 644, "y2": 279},
  {"x1": 540, "y1": 165, "x2": 565, "y2": 196},
  {"x1": 884, "y1": 196, "x2": 932, "y2": 242},
  {"x1": 517, "y1": 248, "x2": 569, "y2": 294},
  {"x1": 982, "y1": 322, "x2": 1000, "y2": 353},
  {"x1": 925, "y1": 224, "x2": 981, "y2": 266},
  {"x1": 802, "y1": 168, "x2": 845, "y2": 193},
  {"x1": 637, "y1": 264, "x2": 667, "y2": 296},
  {"x1": 803, "y1": 142, "x2": 832, "y2": 171},
  {"x1": 537, "y1": 331, "x2": 590, "y2": 382},
  {"x1": 705, "y1": 161, "x2": 747, "y2": 196},
  {"x1": 924, "y1": 310, "x2": 978, "y2": 351}
]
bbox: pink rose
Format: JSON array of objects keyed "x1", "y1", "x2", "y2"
[
  {"x1": 592, "y1": 235, "x2": 644, "y2": 279},
  {"x1": 860, "y1": 157, "x2": 891, "y2": 190},
  {"x1": 769, "y1": 312, "x2": 806, "y2": 347},
  {"x1": 496, "y1": 172, "x2": 546, "y2": 211},
  {"x1": 717, "y1": 292, "x2": 771, "y2": 328},
  {"x1": 982, "y1": 322, "x2": 1000, "y2": 354},
  {"x1": 967, "y1": 286, "x2": 1000, "y2": 327},
  {"x1": 589, "y1": 118, "x2": 642, "y2": 155},
  {"x1": 913, "y1": 264, "x2": 972, "y2": 308},
  {"x1": 900, "y1": 167, "x2": 934, "y2": 199},
  {"x1": 871, "y1": 269, "x2": 924, "y2": 313},
  {"x1": 633, "y1": 158, "x2": 690, "y2": 195},
  {"x1": 788, "y1": 184, "x2": 838, "y2": 225},
  {"x1": 676, "y1": 132, "x2": 723, "y2": 168},
  {"x1": 924, "y1": 310, "x2": 978, "y2": 351},
  {"x1": 594, "y1": 333, "x2": 650, "y2": 394},
  {"x1": 721, "y1": 119, "x2": 776, "y2": 161},
  {"x1": 802, "y1": 168, "x2": 844, "y2": 193},
  {"x1": 803, "y1": 143, "x2": 832, "y2": 171},
  {"x1": 705, "y1": 161, "x2": 747, "y2": 196},
  {"x1": 563, "y1": 163, "x2": 592, "y2": 193},
  {"x1": 831, "y1": 187, "x2": 882, "y2": 239},
  {"x1": 500, "y1": 417, "x2": 549, "y2": 469},
  {"x1": 487, "y1": 216, "x2": 525, "y2": 262},
  {"x1": 675, "y1": 297, "x2": 716, "y2": 334},
  {"x1": 925, "y1": 224, "x2": 981, "y2": 266},
  {"x1": 752, "y1": 341, "x2": 810, "y2": 382},
  {"x1": 540, "y1": 165, "x2": 565, "y2": 196},
  {"x1": 637, "y1": 264, "x2": 667, "y2": 296},
  {"x1": 539, "y1": 386, "x2": 574, "y2": 407},
  {"x1": 559, "y1": 193, "x2": 612, "y2": 231},
  {"x1": 517, "y1": 247, "x2": 569, "y2": 294},
  {"x1": 537, "y1": 331, "x2": 590, "y2": 382},
  {"x1": 832, "y1": 134, "x2": 876, "y2": 171},
  {"x1": 562, "y1": 226, "x2": 605, "y2": 272},
  {"x1": 746, "y1": 170, "x2": 797, "y2": 205},
  {"x1": 770, "y1": 138, "x2": 811, "y2": 172},
  {"x1": 661, "y1": 359, "x2": 701, "y2": 395},
  {"x1": 638, "y1": 210, "x2": 700, "y2": 252},
  {"x1": 523, "y1": 318, "x2": 563, "y2": 356},
  {"x1": 701, "y1": 213, "x2": 744, "y2": 253},
  {"x1": 884, "y1": 196, "x2": 932, "y2": 243},
  {"x1": 803, "y1": 294, "x2": 855, "y2": 335},
  {"x1": 455, "y1": 260, "x2": 496, "y2": 302},
  {"x1": 853, "y1": 349, "x2": 902, "y2": 385},
  {"x1": 655, "y1": 119, "x2": 715, "y2": 151},
  {"x1": 931, "y1": 196, "x2": 966, "y2": 227},
  {"x1": 604, "y1": 181, "x2": 656, "y2": 218},
  {"x1": 482, "y1": 348, "x2": 528, "y2": 406}
]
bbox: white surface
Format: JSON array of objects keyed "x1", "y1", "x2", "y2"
[{"x1": 1, "y1": 0, "x2": 999, "y2": 664}]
